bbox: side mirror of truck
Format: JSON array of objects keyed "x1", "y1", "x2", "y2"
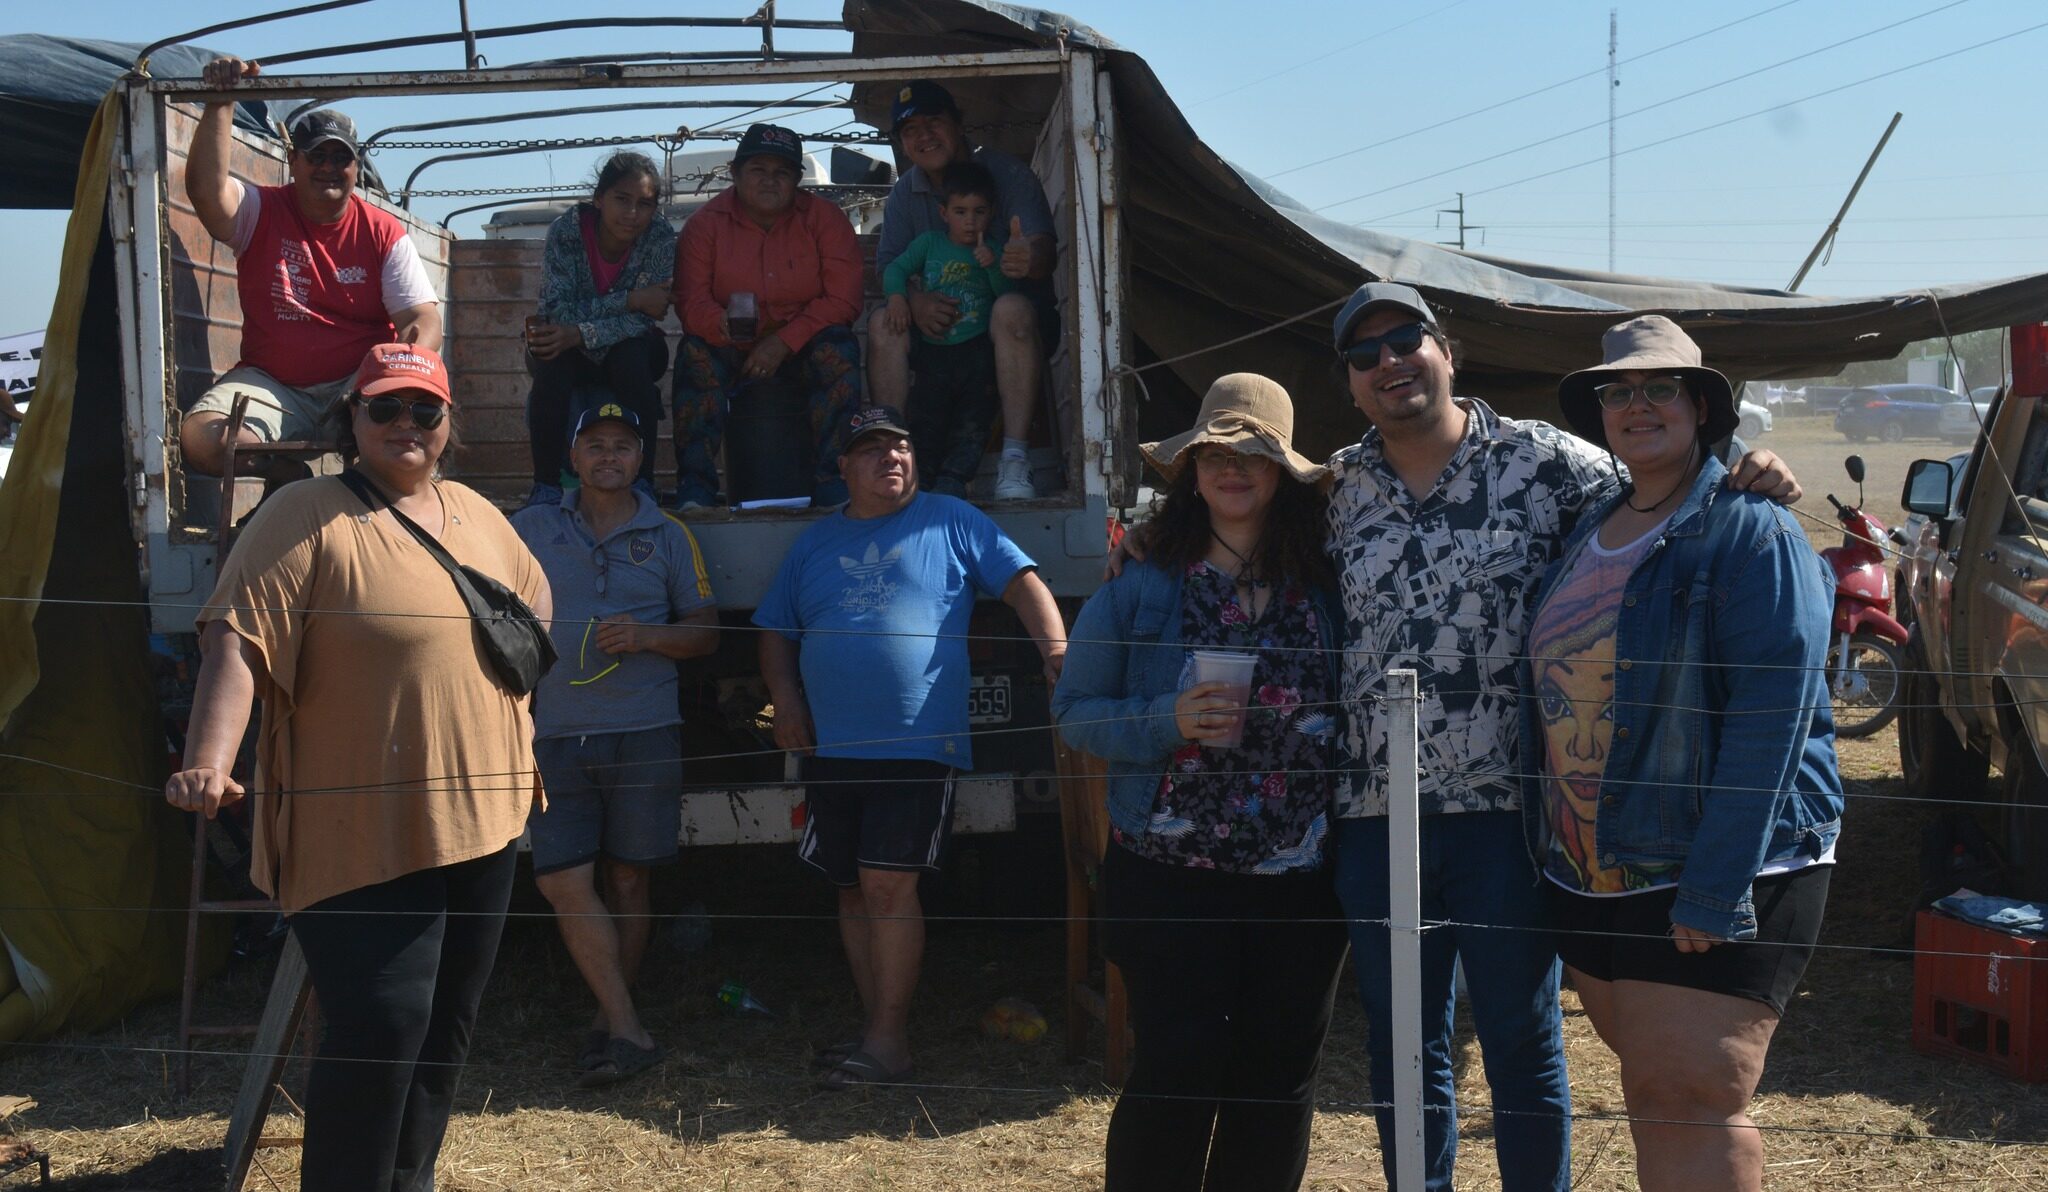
[{"x1": 1902, "y1": 458, "x2": 1954, "y2": 519}]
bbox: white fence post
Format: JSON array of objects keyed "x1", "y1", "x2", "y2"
[{"x1": 1386, "y1": 668, "x2": 1426, "y2": 1190}]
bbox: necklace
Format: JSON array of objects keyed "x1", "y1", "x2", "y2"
[
  {"x1": 1211, "y1": 535, "x2": 1266, "y2": 591},
  {"x1": 1623, "y1": 441, "x2": 1699, "y2": 514}
]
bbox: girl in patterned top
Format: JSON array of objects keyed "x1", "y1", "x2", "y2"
[{"x1": 1054, "y1": 373, "x2": 1347, "y2": 1192}]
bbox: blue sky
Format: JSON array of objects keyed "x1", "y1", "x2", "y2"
[{"x1": 2, "y1": 0, "x2": 2043, "y2": 336}]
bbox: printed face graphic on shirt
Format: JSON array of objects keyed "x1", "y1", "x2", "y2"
[{"x1": 837, "y1": 542, "x2": 904, "y2": 613}]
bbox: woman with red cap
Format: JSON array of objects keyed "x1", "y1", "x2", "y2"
[{"x1": 166, "y1": 343, "x2": 551, "y2": 1192}]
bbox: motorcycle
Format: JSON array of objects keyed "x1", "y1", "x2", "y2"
[{"x1": 1820, "y1": 455, "x2": 1909, "y2": 737}]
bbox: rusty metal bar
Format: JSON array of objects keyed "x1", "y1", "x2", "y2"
[
  {"x1": 363, "y1": 98, "x2": 849, "y2": 149},
  {"x1": 254, "y1": 15, "x2": 842, "y2": 69},
  {"x1": 134, "y1": 0, "x2": 373, "y2": 70},
  {"x1": 150, "y1": 51, "x2": 1069, "y2": 101}
]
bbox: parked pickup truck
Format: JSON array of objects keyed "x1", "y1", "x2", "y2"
[{"x1": 1894, "y1": 323, "x2": 2048, "y2": 895}]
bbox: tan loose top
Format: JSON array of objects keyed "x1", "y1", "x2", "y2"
[{"x1": 200, "y1": 476, "x2": 550, "y2": 913}]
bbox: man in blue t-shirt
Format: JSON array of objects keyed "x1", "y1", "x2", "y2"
[
  {"x1": 755, "y1": 406, "x2": 1066, "y2": 1089},
  {"x1": 868, "y1": 80, "x2": 1059, "y2": 500},
  {"x1": 513, "y1": 403, "x2": 719, "y2": 1088}
]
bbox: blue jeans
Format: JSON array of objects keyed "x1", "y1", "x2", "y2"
[{"x1": 1333, "y1": 811, "x2": 1570, "y2": 1192}]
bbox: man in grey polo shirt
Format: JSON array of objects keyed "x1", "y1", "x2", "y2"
[
  {"x1": 512, "y1": 402, "x2": 719, "y2": 1087},
  {"x1": 868, "y1": 80, "x2": 1059, "y2": 499}
]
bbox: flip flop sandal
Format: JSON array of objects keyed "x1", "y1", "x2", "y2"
[
  {"x1": 817, "y1": 1049, "x2": 914, "y2": 1092},
  {"x1": 810, "y1": 1039, "x2": 863, "y2": 1069},
  {"x1": 576, "y1": 1028, "x2": 610, "y2": 1071},
  {"x1": 578, "y1": 1037, "x2": 664, "y2": 1089}
]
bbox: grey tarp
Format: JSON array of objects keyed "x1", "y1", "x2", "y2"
[
  {"x1": 0, "y1": 35, "x2": 274, "y2": 209},
  {"x1": 844, "y1": 0, "x2": 2048, "y2": 457}
]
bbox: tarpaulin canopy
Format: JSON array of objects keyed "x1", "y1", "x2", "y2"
[
  {"x1": 844, "y1": 0, "x2": 2048, "y2": 457},
  {"x1": 0, "y1": 35, "x2": 275, "y2": 209},
  {"x1": 0, "y1": 93, "x2": 198, "y2": 1044}
]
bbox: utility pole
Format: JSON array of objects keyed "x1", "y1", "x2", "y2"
[
  {"x1": 1438, "y1": 192, "x2": 1481, "y2": 250},
  {"x1": 1787, "y1": 112, "x2": 1903, "y2": 293},
  {"x1": 1608, "y1": 9, "x2": 1618, "y2": 272}
]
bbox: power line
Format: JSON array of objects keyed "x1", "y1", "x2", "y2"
[
  {"x1": 1315, "y1": 0, "x2": 1978, "y2": 215},
  {"x1": 1261, "y1": 0, "x2": 1813, "y2": 180},
  {"x1": 1185, "y1": 0, "x2": 1471, "y2": 107},
  {"x1": 1349, "y1": 16, "x2": 2048, "y2": 225}
]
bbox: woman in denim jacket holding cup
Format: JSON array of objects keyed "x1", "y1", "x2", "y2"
[
  {"x1": 1053, "y1": 373, "x2": 1347, "y2": 1192},
  {"x1": 1520, "y1": 316, "x2": 1842, "y2": 1192}
]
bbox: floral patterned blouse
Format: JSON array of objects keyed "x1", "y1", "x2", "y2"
[{"x1": 1119, "y1": 561, "x2": 1338, "y2": 874}]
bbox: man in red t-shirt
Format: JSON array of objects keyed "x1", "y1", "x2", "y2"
[{"x1": 180, "y1": 56, "x2": 442, "y2": 478}]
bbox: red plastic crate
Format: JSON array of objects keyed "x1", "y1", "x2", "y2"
[{"x1": 1913, "y1": 909, "x2": 2048, "y2": 1082}]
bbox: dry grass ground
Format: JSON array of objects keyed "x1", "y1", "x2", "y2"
[
  {"x1": 3, "y1": 415, "x2": 2028, "y2": 1189},
  {"x1": 6, "y1": 731, "x2": 2047, "y2": 1190}
]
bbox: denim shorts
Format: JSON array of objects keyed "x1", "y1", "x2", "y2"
[{"x1": 529, "y1": 725, "x2": 682, "y2": 875}]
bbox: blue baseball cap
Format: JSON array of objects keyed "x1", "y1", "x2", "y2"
[
  {"x1": 572, "y1": 401, "x2": 641, "y2": 442},
  {"x1": 889, "y1": 80, "x2": 961, "y2": 133},
  {"x1": 1332, "y1": 282, "x2": 1442, "y2": 352}
]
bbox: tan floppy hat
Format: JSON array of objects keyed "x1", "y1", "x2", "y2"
[
  {"x1": 1140, "y1": 373, "x2": 1328, "y2": 485},
  {"x1": 1557, "y1": 315, "x2": 1737, "y2": 449}
]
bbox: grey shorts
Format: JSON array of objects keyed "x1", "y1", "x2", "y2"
[
  {"x1": 188, "y1": 366, "x2": 353, "y2": 443},
  {"x1": 530, "y1": 726, "x2": 683, "y2": 875}
]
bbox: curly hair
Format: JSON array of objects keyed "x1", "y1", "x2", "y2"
[{"x1": 1145, "y1": 462, "x2": 1334, "y2": 592}]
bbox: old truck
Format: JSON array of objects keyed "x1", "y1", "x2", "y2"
[
  {"x1": 106, "y1": 10, "x2": 1140, "y2": 847},
  {"x1": 1896, "y1": 322, "x2": 2048, "y2": 894}
]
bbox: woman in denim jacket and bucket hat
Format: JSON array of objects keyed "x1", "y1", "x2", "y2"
[
  {"x1": 1053, "y1": 373, "x2": 1348, "y2": 1192},
  {"x1": 1519, "y1": 315, "x2": 1842, "y2": 1192}
]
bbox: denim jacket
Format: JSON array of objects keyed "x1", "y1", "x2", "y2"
[
  {"x1": 1052, "y1": 560, "x2": 1340, "y2": 840},
  {"x1": 1517, "y1": 456, "x2": 1844, "y2": 939}
]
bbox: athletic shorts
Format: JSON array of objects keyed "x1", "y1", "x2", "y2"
[
  {"x1": 188, "y1": 365, "x2": 353, "y2": 443},
  {"x1": 529, "y1": 726, "x2": 682, "y2": 875},
  {"x1": 798, "y1": 756, "x2": 956, "y2": 887},
  {"x1": 1551, "y1": 864, "x2": 1832, "y2": 1017}
]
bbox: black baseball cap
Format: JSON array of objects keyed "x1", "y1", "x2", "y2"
[
  {"x1": 289, "y1": 109, "x2": 359, "y2": 156},
  {"x1": 843, "y1": 406, "x2": 910, "y2": 448},
  {"x1": 1332, "y1": 282, "x2": 1442, "y2": 351},
  {"x1": 889, "y1": 80, "x2": 960, "y2": 134},
  {"x1": 733, "y1": 123, "x2": 804, "y2": 169},
  {"x1": 572, "y1": 401, "x2": 642, "y2": 441}
]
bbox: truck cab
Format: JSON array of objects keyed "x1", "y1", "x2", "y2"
[{"x1": 1895, "y1": 321, "x2": 2048, "y2": 893}]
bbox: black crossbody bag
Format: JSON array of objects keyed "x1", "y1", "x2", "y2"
[{"x1": 338, "y1": 469, "x2": 557, "y2": 696}]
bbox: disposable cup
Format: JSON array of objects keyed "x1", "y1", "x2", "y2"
[
  {"x1": 728, "y1": 291, "x2": 759, "y2": 341},
  {"x1": 1189, "y1": 649, "x2": 1259, "y2": 749}
]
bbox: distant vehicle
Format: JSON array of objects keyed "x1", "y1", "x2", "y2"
[
  {"x1": 1835, "y1": 383, "x2": 1968, "y2": 443},
  {"x1": 1803, "y1": 384, "x2": 1859, "y2": 415},
  {"x1": 1737, "y1": 398, "x2": 1772, "y2": 439},
  {"x1": 1939, "y1": 385, "x2": 2003, "y2": 444}
]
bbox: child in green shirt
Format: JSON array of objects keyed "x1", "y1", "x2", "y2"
[{"x1": 879, "y1": 163, "x2": 1014, "y2": 496}]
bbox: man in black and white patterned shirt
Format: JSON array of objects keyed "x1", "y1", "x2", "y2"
[{"x1": 1324, "y1": 283, "x2": 1799, "y2": 1191}]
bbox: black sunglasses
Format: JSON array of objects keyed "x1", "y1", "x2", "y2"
[
  {"x1": 356, "y1": 395, "x2": 447, "y2": 430},
  {"x1": 1341, "y1": 322, "x2": 1433, "y2": 370}
]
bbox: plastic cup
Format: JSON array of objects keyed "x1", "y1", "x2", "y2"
[
  {"x1": 727, "y1": 291, "x2": 758, "y2": 342},
  {"x1": 1189, "y1": 649, "x2": 1259, "y2": 749}
]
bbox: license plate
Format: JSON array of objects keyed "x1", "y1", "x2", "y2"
[{"x1": 968, "y1": 675, "x2": 1012, "y2": 725}]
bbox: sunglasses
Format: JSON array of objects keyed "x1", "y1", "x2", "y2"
[
  {"x1": 1341, "y1": 322, "x2": 1433, "y2": 370},
  {"x1": 356, "y1": 395, "x2": 448, "y2": 430},
  {"x1": 1193, "y1": 449, "x2": 1274, "y2": 473},
  {"x1": 1593, "y1": 378, "x2": 1689, "y2": 410},
  {"x1": 303, "y1": 147, "x2": 356, "y2": 168}
]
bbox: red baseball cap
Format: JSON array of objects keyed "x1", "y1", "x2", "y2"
[{"x1": 353, "y1": 343, "x2": 452, "y2": 403}]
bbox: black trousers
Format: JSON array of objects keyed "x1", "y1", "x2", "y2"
[
  {"x1": 290, "y1": 844, "x2": 517, "y2": 1192},
  {"x1": 525, "y1": 332, "x2": 667, "y2": 486},
  {"x1": 1099, "y1": 844, "x2": 1350, "y2": 1192},
  {"x1": 905, "y1": 337, "x2": 1000, "y2": 491}
]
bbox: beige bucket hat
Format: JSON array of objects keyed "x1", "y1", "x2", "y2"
[
  {"x1": 1557, "y1": 315, "x2": 1738, "y2": 449},
  {"x1": 1140, "y1": 373, "x2": 1328, "y2": 485}
]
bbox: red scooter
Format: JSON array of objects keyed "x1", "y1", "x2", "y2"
[{"x1": 1820, "y1": 455, "x2": 1908, "y2": 738}]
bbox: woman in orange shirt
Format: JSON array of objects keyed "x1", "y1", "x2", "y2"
[
  {"x1": 670, "y1": 123, "x2": 865, "y2": 508},
  {"x1": 165, "y1": 344, "x2": 551, "y2": 1192}
]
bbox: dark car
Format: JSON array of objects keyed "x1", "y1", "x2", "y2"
[{"x1": 1835, "y1": 383, "x2": 1967, "y2": 442}]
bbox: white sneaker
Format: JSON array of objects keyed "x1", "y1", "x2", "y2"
[{"x1": 994, "y1": 455, "x2": 1035, "y2": 500}]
